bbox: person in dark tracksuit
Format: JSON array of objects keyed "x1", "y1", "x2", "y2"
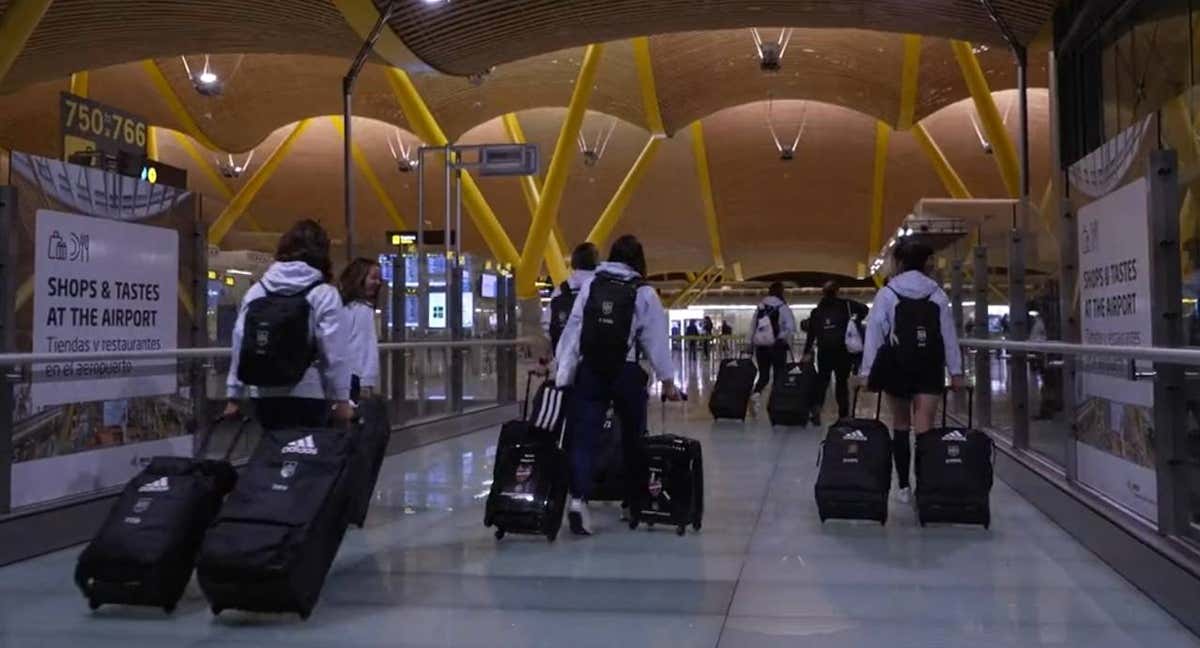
[
  {"x1": 803, "y1": 281, "x2": 868, "y2": 424},
  {"x1": 556, "y1": 235, "x2": 682, "y2": 535}
]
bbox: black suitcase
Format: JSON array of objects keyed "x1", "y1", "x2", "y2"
[
  {"x1": 348, "y1": 397, "x2": 391, "y2": 528},
  {"x1": 710, "y1": 356, "x2": 757, "y2": 420},
  {"x1": 916, "y1": 388, "x2": 993, "y2": 529},
  {"x1": 484, "y1": 372, "x2": 569, "y2": 541},
  {"x1": 588, "y1": 411, "x2": 636, "y2": 502},
  {"x1": 74, "y1": 418, "x2": 246, "y2": 613},
  {"x1": 629, "y1": 397, "x2": 703, "y2": 536},
  {"x1": 768, "y1": 361, "x2": 817, "y2": 426},
  {"x1": 814, "y1": 391, "x2": 891, "y2": 525},
  {"x1": 196, "y1": 427, "x2": 356, "y2": 619}
]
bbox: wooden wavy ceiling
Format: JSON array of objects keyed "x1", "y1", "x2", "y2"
[{"x1": 383, "y1": 0, "x2": 1056, "y2": 75}]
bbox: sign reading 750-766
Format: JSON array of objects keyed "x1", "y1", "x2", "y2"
[{"x1": 60, "y1": 92, "x2": 148, "y2": 157}]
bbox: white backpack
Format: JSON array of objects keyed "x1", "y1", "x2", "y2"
[
  {"x1": 752, "y1": 305, "x2": 779, "y2": 347},
  {"x1": 843, "y1": 302, "x2": 864, "y2": 354}
]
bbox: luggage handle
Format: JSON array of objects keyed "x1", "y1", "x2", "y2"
[
  {"x1": 851, "y1": 386, "x2": 882, "y2": 421},
  {"x1": 659, "y1": 391, "x2": 689, "y2": 435},
  {"x1": 204, "y1": 415, "x2": 253, "y2": 462},
  {"x1": 940, "y1": 385, "x2": 974, "y2": 429},
  {"x1": 522, "y1": 369, "x2": 548, "y2": 420}
]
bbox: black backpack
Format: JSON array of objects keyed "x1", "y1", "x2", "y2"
[
  {"x1": 890, "y1": 287, "x2": 944, "y2": 368},
  {"x1": 817, "y1": 300, "x2": 850, "y2": 350},
  {"x1": 236, "y1": 281, "x2": 323, "y2": 387},
  {"x1": 548, "y1": 281, "x2": 576, "y2": 352},
  {"x1": 580, "y1": 272, "x2": 644, "y2": 377}
]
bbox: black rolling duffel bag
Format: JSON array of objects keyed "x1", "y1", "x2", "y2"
[
  {"x1": 629, "y1": 396, "x2": 703, "y2": 536},
  {"x1": 196, "y1": 427, "x2": 356, "y2": 620},
  {"x1": 74, "y1": 417, "x2": 247, "y2": 613},
  {"x1": 348, "y1": 397, "x2": 391, "y2": 528},
  {"x1": 768, "y1": 361, "x2": 818, "y2": 426},
  {"x1": 916, "y1": 388, "x2": 993, "y2": 529},
  {"x1": 814, "y1": 390, "x2": 891, "y2": 525},
  {"x1": 709, "y1": 356, "x2": 757, "y2": 421}
]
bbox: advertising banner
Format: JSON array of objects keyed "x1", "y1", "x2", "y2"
[
  {"x1": 31, "y1": 209, "x2": 179, "y2": 408},
  {"x1": 1074, "y1": 178, "x2": 1158, "y2": 520}
]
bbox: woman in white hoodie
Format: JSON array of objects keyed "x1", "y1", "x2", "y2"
[
  {"x1": 224, "y1": 220, "x2": 353, "y2": 428},
  {"x1": 339, "y1": 257, "x2": 382, "y2": 402},
  {"x1": 856, "y1": 240, "x2": 964, "y2": 502}
]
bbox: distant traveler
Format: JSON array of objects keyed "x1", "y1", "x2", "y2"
[
  {"x1": 225, "y1": 219, "x2": 352, "y2": 429},
  {"x1": 556, "y1": 234, "x2": 683, "y2": 535},
  {"x1": 544, "y1": 242, "x2": 599, "y2": 356},
  {"x1": 702, "y1": 316, "x2": 715, "y2": 357},
  {"x1": 685, "y1": 321, "x2": 700, "y2": 358},
  {"x1": 855, "y1": 240, "x2": 964, "y2": 503},
  {"x1": 749, "y1": 281, "x2": 796, "y2": 409},
  {"x1": 339, "y1": 257, "x2": 382, "y2": 402},
  {"x1": 803, "y1": 280, "x2": 868, "y2": 424}
]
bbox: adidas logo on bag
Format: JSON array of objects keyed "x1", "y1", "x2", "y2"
[
  {"x1": 842, "y1": 430, "x2": 868, "y2": 441},
  {"x1": 138, "y1": 477, "x2": 170, "y2": 493},
  {"x1": 281, "y1": 435, "x2": 319, "y2": 455},
  {"x1": 941, "y1": 431, "x2": 968, "y2": 442}
]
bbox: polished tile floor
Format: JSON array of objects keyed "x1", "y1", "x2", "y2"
[{"x1": 2, "y1": 371, "x2": 1197, "y2": 646}]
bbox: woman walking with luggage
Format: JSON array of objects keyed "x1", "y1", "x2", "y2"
[
  {"x1": 855, "y1": 240, "x2": 964, "y2": 503},
  {"x1": 224, "y1": 219, "x2": 353, "y2": 428},
  {"x1": 556, "y1": 234, "x2": 683, "y2": 536},
  {"x1": 750, "y1": 282, "x2": 797, "y2": 411},
  {"x1": 339, "y1": 257, "x2": 382, "y2": 402}
]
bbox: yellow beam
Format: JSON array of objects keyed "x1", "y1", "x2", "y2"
[
  {"x1": 685, "y1": 270, "x2": 723, "y2": 308},
  {"x1": 500, "y1": 112, "x2": 569, "y2": 283},
  {"x1": 141, "y1": 60, "x2": 222, "y2": 152},
  {"x1": 209, "y1": 119, "x2": 312, "y2": 246},
  {"x1": 69, "y1": 71, "x2": 88, "y2": 98},
  {"x1": 330, "y1": 116, "x2": 407, "y2": 231},
  {"x1": 164, "y1": 128, "x2": 271, "y2": 233},
  {"x1": 689, "y1": 121, "x2": 725, "y2": 269},
  {"x1": 632, "y1": 37, "x2": 666, "y2": 135},
  {"x1": 669, "y1": 266, "x2": 716, "y2": 309},
  {"x1": 587, "y1": 136, "x2": 662, "y2": 249},
  {"x1": 0, "y1": 0, "x2": 53, "y2": 86},
  {"x1": 516, "y1": 43, "x2": 605, "y2": 298},
  {"x1": 385, "y1": 67, "x2": 520, "y2": 267},
  {"x1": 330, "y1": 0, "x2": 414, "y2": 68},
  {"x1": 951, "y1": 40, "x2": 1021, "y2": 198},
  {"x1": 869, "y1": 121, "x2": 892, "y2": 263},
  {"x1": 896, "y1": 35, "x2": 922, "y2": 130},
  {"x1": 912, "y1": 123, "x2": 972, "y2": 199},
  {"x1": 146, "y1": 126, "x2": 159, "y2": 161}
]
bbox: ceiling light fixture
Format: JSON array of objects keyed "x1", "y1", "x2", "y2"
[
  {"x1": 751, "y1": 28, "x2": 794, "y2": 73},
  {"x1": 766, "y1": 95, "x2": 808, "y2": 161},
  {"x1": 577, "y1": 116, "x2": 618, "y2": 167},
  {"x1": 387, "y1": 129, "x2": 421, "y2": 173},
  {"x1": 182, "y1": 54, "x2": 225, "y2": 96},
  {"x1": 217, "y1": 150, "x2": 255, "y2": 178}
]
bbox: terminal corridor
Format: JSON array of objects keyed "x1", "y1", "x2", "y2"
[{"x1": 0, "y1": 358, "x2": 1194, "y2": 648}]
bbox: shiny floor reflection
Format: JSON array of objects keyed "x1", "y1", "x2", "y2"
[{"x1": 1, "y1": 362, "x2": 1197, "y2": 647}]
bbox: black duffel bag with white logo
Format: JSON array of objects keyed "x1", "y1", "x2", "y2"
[
  {"x1": 916, "y1": 388, "x2": 993, "y2": 529},
  {"x1": 814, "y1": 390, "x2": 891, "y2": 525}
]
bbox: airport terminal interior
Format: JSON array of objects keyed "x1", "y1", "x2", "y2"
[{"x1": 1, "y1": 0, "x2": 1200, "y2": 645}]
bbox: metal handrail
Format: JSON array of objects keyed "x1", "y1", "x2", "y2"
[
  {"x1": 0, "y1": 337, "x2": 536, "y2": 366},
  {"x1": 960, "y1": 337, "x2": 1200, "y2": 368}
]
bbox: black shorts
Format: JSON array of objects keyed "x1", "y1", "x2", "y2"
[{"x1": 883, "y1": 365, "x2": 945, "y2": 399}]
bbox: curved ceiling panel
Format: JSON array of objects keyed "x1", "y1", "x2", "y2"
[
  {"x1": 0, "y1": 0, "x2": 366, "y2": 93},
  {"x1": 384, "y1": 0, "x2": 1055, "y2": 76}
]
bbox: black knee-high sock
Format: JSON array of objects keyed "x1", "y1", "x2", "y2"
[{"x1": 892, "y1": 429, "x2": 912, "y2": 489}]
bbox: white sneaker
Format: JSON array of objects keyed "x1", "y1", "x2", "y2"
[
  {"x1": 567, "y1": 498, "x2": 593, "y2": 536},
  {"x1": 896, "y1": 487, "x2": 912, "y2": 504}
]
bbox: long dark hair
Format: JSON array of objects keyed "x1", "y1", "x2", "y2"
[
  {"x1": 276, "y1": 219, "x2": 332, "y2": 281},
  {"x1": 608, "y1": 234, "x2": 647, "y2": 276},
  {"x1": 894, "y1": 239, "x2": 935, "y2": 274},
  {"x1": 339, "y1": 257, "x2": 381, "y2": 306}
]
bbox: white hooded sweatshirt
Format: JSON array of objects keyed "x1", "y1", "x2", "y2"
[
  {"x1": 858, "y1": 270, "x2": 963, "y2": 378},
  {"x1": 227, "y1": 261, "x2": 351, "y2": 401}
]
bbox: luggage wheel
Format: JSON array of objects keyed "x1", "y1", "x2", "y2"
[
  {"x1": 87, "y1": 598, "x2": 100, "y2": 611},
  {"x1": 628, "y1": 520, "x2": 638, "y2": 530},
  {"x1": 494, "y1": 528, "x2": 506, "y2": 540},
  {"x1": 676, "y1": 525, "x2": 686, "y2": 536},
  {"x1": 545, "y1": 529, "x2": 558, "y2": 542},
  {"x1": 692, "y1": 521, "x2": 702, "y2": 531},
  {"x1": 211, "y1": 607, "x2": 223, "y2": 616},
  {"x1": 163, "y1": 604, "x2": 176, "y2": 615},
  {"x1": 299, "y1": 610, "x2": 311, "y2": 621}
]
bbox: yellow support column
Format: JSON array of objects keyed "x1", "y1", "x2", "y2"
[
  {"x1": 146, "y1": 126, "x2": 159, "y2": 161},
  {"x1": 500, "y1": 112, "x2": 569, "y2": 283},
  {"x1": 587, "y1": 136, "x2": 662, "y2": 248},
  {"x1": 0, "y1": 0, "x2": 53, "y2": 85},
  {"x1": 912, "y1": 123, "x2": 972, "y2": 199},
  {"x1": 330, "y1": 116, "x2": 408, "y2": 230},
  {"x1": 690, "y1": 121, "x2": 725, "y2": 269},
  {"x1": 169, "y1": 130, "x2": 232, "y2": 199},
  {"x1": 669, "y1": 266, "x2": 715, "y2": 309},
  {"x1": 896, "y1": 35, "x2": 922, "y2": 130},
  {"x1": 141, "y1": 60, "x2": 222, "y2": 152},
  {"x1": 516, "y1": 43, "x2": 605, "y2": 297},
  {"x1": 69, "y1": 71, "x2": 88, "y2": 97},
  {"x1": 385, "y1": 67, "x2": 520, "y2": 267},
  {"x1": 869, "y1": 121, "x2": 892, "y2": 280},
  {"x1": 632, "y1": 37, "x2": 666, "y2": 135},
  {"x1": 209, "y1": 119, "x2": 313, "y2": 246},
  {"x1": 951, "y1": 40, "x2": 1021, "y2": 198}
]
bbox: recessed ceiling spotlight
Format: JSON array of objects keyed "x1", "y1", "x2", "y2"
[{"x1": 182, "y1": 54, "x2": 224, "y2": 96}]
